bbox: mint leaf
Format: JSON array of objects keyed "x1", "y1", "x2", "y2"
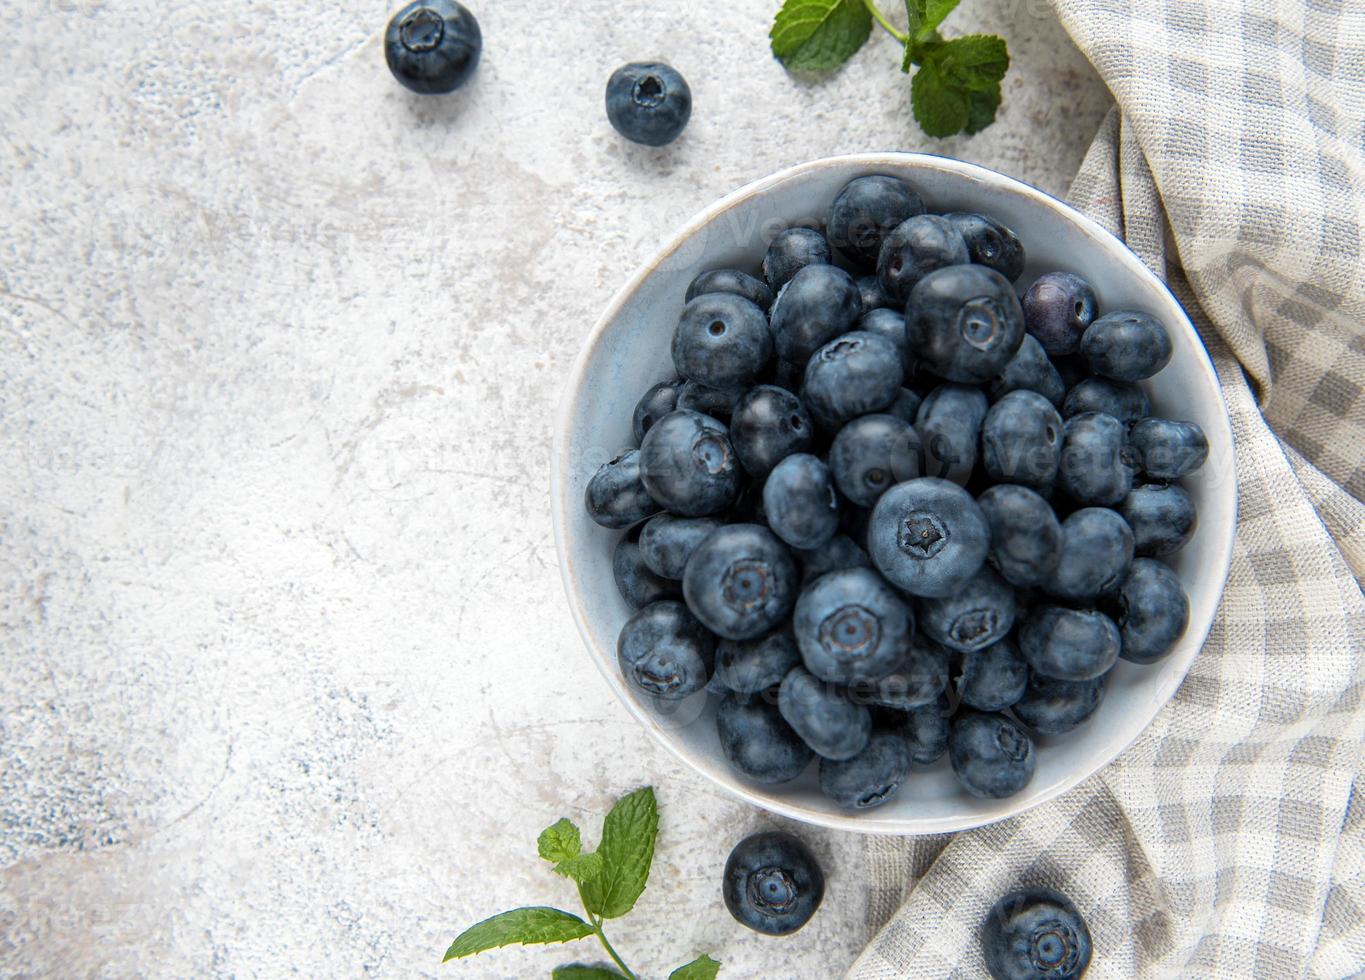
[
  {"x1": 905, "y1": 0, "x2": 959, "y2": 42},
  {"x1": 931, "y1": 34, "x2": 1008, "y2": 90},
  {"x1": 670, "y1": 954, "x2": 722, "y2": 979},
  {"x1": 538, "y1": 818, "x2": 582, "y2": 864},
  {"x1": 443, "y1": 907, "x2": 594, "y2": 962},
  {"x1": 554, "y1": 852, "x2": 605, "y2": 887},
  {"x1": 581, "y1": 786, "x2": 658, "y2": 919},
  {"x1": 909, "y1": 35, "x2": 1008, "y2": 137},
  {"x1": 965, "y1": 83, "x2": 1002, "y2": 134},
  {"x1": 770, "y1": 0, "x2": 872, "y2": 71},
  {"x1": 552, "y1": 965, "x2": 629, "y2": 980},
  {"x1": 910, "y1": 59, "x2": 968, "y2": 137}
]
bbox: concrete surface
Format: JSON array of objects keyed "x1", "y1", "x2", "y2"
[{"x1": 0, "y1": 0, "x2": 1111, "y2": 975}]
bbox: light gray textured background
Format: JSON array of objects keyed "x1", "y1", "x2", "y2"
[{"x1": 0, "y1": 0, "x2": 1111, "y2": 975}]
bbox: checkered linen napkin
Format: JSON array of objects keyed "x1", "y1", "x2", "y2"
[{"x1": 850, "y1": 1, "x2": 1365, "y2": 976}]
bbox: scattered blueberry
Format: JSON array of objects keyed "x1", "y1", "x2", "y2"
[
  {"x1": 686, "y1": 268, "x2": 775, "y2": 313},
  {"x1": 916, "y1": 383, "x2": 989, "y2": 485},
  {"x1": 856, "y1": 274, "x2": 893, "y2": 312},
  {"x1": 792, "y1": 566, "x2": 915, "y2": 685},
  {"x1": 1117, "y1": 482, "x2": 1196, "y2": 557},
  {"x1": 1080, "y1": 310, "x2": 1172, "y2": 381},
  {"x1": 857, "y1": 306, "x2": 913, "y2": 377},
  {"x1": 673, "y1": 292, "x2": 772, "y2": 389},
  {"x1": 828, "y1": 413, "x2": 922, "y2": 507},
  {"x1": 604, "y1": 62, "x2": 691, "y2": 147},
  {"x1": 919, "y1": 565, "x2": 1017, "y2": 654},
  {"x1": 981, "y1": 886, "x2": 1092, "y2": 980},
  {"x1": 943, "y1": 212, "x2": 1025, "y2": 282},
  {"x1": 764, "y1": 453, "x2": 840, "y2": 550},
  {"x1": 796, "y1": 533, "x2": 872, "y2": 585},
  {"x1": 1048, "y1": 507, "x2": 1134, "y2": 601},
  {"x1": 949, "y1": 710, "x2": 1036, "y2": 799},
  {"x1": 683, "y1": 523, "x2": 798, "y2": 640},
  {"x1": 819, "y1": 729, "x2": 913, "y2": 809},
  {"x1": 385, "y1": 0, "x2": 482, "y2": 94},
  {"x1": 639, "y1": 410, "x2": 741, "y2": 516},
  {"x1": 728, "y1": 385, "x2": 815, "y2": 477},
  {"x1": 613, "y1": 535, "x2": 679, "y2": 607},
  {"x1": 769, "y1": 263, "x2": 863, "y2": 364},
  {"x1": 981, "y1": 390, "x2": 1064, "y2": 490},
  {"x1": 676, "y1": 379, "x2": 744, "y2": 420},
  {"x1": 977, "y1": 484, "x2": 1063, "y2": 588},
  {"x1": 957, "y1": 639, "x2": 1029, "y2": 711},
  {"x1": 715, "y1": 627, "x2": 802, "y2": 694},
  {"x1": 802, "y1": 331, "x2": 903, "y2": 428},
  {"x1": 637, "y1": 513, "x2": 723, "y2": 579},
  {"x1": 632, "y1": 378, "x2": 683, "y2": 444},
  {"x1": 1012, "y1": 673, "x2": 1106, "y2": 735},
  {"x1": 1061, "y1": 377, "x2": 1151, "y2": 423},
  {"x1": 877, "y1": 215, "x2": 969, "y2": 305},
  {"x1": 616, "y1": 600, "x2": 715, "y2": 700},
  {"x1": 764, "y1": 227, "x2": 831, "y2": 291},
  {"x1": 716, "y1": 692, "x2": 813, "y2": 784},
  {"x1": 586, "y1": 449, "x2": 661, "y2": 528},
  {"x1": 828, "y1": 175, "x2": 926, "y2": 267},
  {"x1": 1022, "y1": 272, "x2": 1097, "y2": 356},
  {"x1": 1129, "y1": 418, "x2": 1208, "y2": 480},
  {"x1": 869, "y1": 478, "x2": 990, "y2": 597},
  {"x1": 778, "y1": 666, "x2": 872, "y2": 760},
  {"x1": 1018, "y1": 605, "x2": 1121, "y2": 681},
  {"x1": 1057, "y1": 412, "x2": 1135, "y2": 506},
  {"x1": 1112, "y1": 557, "x2": 1189, "y2": 664},
  {"x1": 989, "y1": 334, "x2": 1066, "y2": 408},
  {"x1": 906, "y1": 264, "x2": 1025, "y2": 384},
  {"x1": 722, "y1": 831, "x2": 825, "y2": 935}
]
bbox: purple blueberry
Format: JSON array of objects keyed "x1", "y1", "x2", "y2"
[{"x1": 1022, "y1": 271, "x2": 1097, "y2": 356}]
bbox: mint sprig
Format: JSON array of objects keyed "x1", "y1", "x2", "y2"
[
  {"x1": 770, "y1": 0, "x2": 1010, "y2": 138},
  {"x1": 444, "y1": 787, "x2": 719, "y2": 979}
]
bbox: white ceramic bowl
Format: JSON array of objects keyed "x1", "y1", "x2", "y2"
[{"x1": 551, "y1": 154, "x2": 1236, "y2": 835}]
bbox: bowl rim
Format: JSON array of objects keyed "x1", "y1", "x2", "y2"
[{"x1": 549, "y1": 152, "x2": 1238, "y2": 835}]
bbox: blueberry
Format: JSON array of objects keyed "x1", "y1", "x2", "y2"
[
  {"x1": 764, "y1": 453, "x2": 840, "y2": 550},
  {"x1": 677, "y1": 379, "x2": 744, "y2": 420},
  {"x1": 672, "y1": 292, "x2": 772, "y2": 389},
  {"x1": 616, "y1": 600, "x2": 715, "y2": 700},
  {"x1": 989, "y1": 334, "x2": 1066, "y2": 407},
  {"x1": 957, "y1": 639, "x2": 1029, "y2": 711},
  {"x1": 908, "y1": 264, "x2": 1026, "y2": 384},
  {"x1": 1013, "y1": 672, "x2": 1106, "y2": 735},
  {"x1": 1018, "y1": 605, "x2": 1121, "y2": 680},
  {"x1": 1129, "y1": 418, "x2": 1209, "y2": 479},
  {"x1": 384, "y1": 0, "x2": 482, "y2": 94},
  {"x1": 637, "y1": 513, "x2": 723, "y2": 579},
  {"x1": 1061, "y1": 377, "x2": 1151, "y2": 423},
  {"x1": 856, "y1": 274, "x2": 892, "y2": 312},
  {"x1": 981, "y1": 886, "x2": 1092, "y2": 980},
  {"x1": 857, "y1": 306, "x2": 913, "y2": 377},
  {"x1": 604, "y1": 62, "x2": 691, "y2": 147},
  {"x1": 769, "y1": 264, "x2": 863, "y2": 365},
  {"x1": 1022, "y1": 272, "x2": 1097, "y2": 356},
  {"x1": 943, "y1": 212, "x2": 1026, "y2": 282},
  {"x1": 916, "y1": 383, "x2": 989, "y2": 486},
  {"x1": 820, "y1": 729, "x2": 913, "y2": 809},
  {"x1": 796, "y1": 533, "x2": 872, "y2": 585},
  {"x1": 1113, "y1": 557, "x2": 1189, "y2": 664},
  {"x1": 949, "y1": 711, "x2": 1036, "y2": 799},
  {"x1": 919, "y1": 565, "x2": 1017, "y2": 654},
  {"x1": 792, "y1": 566, "x2": 915, "y2": 684},
  {"x1": 869, "y1": 477, "x2": 990, "y2": 597},
  {"x1": 613, "y1": 536, "x2": 679, "y2": 607},
  {"x1": 727, "y1": 480, "x2": 769, "y2": 527},
  {"x1": 639, "y1": 410, "x2": 741, "y2": 516},
  {"x1": 764, "y1": 227, "x2": 831, "y2": 291},
  {"x1": 981, "y1": 390, "x2": 1065, "y2": 490},
  {"x1": 888, "y1": 699, "x2": 951, "y2": 764},
  {"x1": 770, "y1": 358, "x2": 805, "y2": 392},
  {"x1": 977, "y1": 485, "x2": 1063, "y2": 588},
  {"x1": 1048, "y1": 507, "x2": 1134, "y2": 600},
  {"x1": 1057, "y1": 412, "x2": 1135, "y2": 506},
  {"x1": 716, "y1": 692, "x2": 813, "y2": 784},
  {"x1": 729, "y1": 385, "x2": 815, "y2": 477},
  {"x1": 778, "y1": 666, "x2": 872, "y2": 759},
  {"x1": 857, "y1": 635, "x2": 949, "y2": 709},
  {"x1": 632, "y1": 378, "x2": 683, "y2": 444},
  {"x1": 722, "y1": 831, "x2": 825, "y2": 935},
  {"x1": 1117, "y1": 482, "x2": 1196, "y2": 557},
  {"x1": 885, "y1": 388, "x2": 923, "y2": 424},
  {"x1": 828, "y1": 414, "x2": 922, "y2": 507},
  {"x1": 802, "y1": 331, "x2": 903, "y2": 428},
  {"x1": 1051, "y1": 354, "x2": 1090, "y2": 391},
  {"x1": 686, "y1": 268, "x2": 774, "y2": 313},
  {"x1": 585, "y1": 449, "x2": 661, "y2": 528},
  {"x1": 828, "y1": 175, "x2": 927, "y2": 267},
  {"x1": 683, "y1": 524, "x2": 798, "y2": 640},
  {"x1": 877, "y1": 215, "x2": 969, "y2": 305},
  {"x1": 715, "y1": 627, "x2": 802, "y2": 694},
  {"x1": 1080, "y1": 310, "x2": 1172, "y2": 381}
]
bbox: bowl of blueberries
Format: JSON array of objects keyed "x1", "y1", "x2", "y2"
[{"x1": 552, "y1": 153, "x2": 1236, "y2": 834}]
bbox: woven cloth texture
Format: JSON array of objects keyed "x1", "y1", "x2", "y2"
[{"x1": 851, "y1": 0, "x2": 1365, "y2": 975}]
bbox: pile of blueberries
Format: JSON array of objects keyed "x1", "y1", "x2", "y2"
[{"x1": 585, "y1": 173, "x2": 1209, "y2": 811}]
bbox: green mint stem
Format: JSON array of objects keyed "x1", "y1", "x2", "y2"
[
  {"x1": 862, "y1": 0, "x2": 908, "y2": 43},
  {"x1": 594, "y1": 922, "x2": 635, "y2": 980}
]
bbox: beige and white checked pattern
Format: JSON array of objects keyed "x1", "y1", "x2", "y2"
[{"x1": 852, "y1": 0, "x2": 1365, "y2": 975}]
